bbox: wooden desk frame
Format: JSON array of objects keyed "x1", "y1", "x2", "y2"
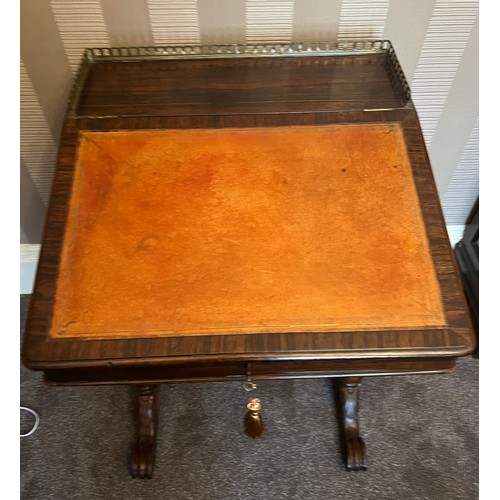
[{"x1": 22, "y1": 41, "x2": 475, "y2": 477}]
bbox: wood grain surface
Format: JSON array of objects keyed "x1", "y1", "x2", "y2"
[
  {"x1": 76, "y1": 54, "x2": 406, "y2": 117},
  {"x1": 22, "y1": 49, "x2": 474, "y2": 375}
]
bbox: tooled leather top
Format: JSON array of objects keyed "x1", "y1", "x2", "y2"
[{"x1": 51, "y1": 124, "x2": 445, "y2": 339}]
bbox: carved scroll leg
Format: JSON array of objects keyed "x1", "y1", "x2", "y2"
[
  {"x1": 335, "y1": 377, "x2": 367, "y2": 471},
  {"x1": 130, "y1": 385, "x2": 159, "y2": 479}
]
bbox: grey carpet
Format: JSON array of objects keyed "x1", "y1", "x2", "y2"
[{"x1": 20, "y1": 294, "x2": 478, "y2": 500}]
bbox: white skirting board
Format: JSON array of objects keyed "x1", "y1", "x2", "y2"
[
  {"x1": 20, "y1": 244, "x2": 41, "y2": 295},
  {"x1": 19, "y1": 225, "x2": 466, "y2": 295}
]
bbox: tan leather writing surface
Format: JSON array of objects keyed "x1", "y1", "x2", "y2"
[{"x1": 51, "y1": 124, "x2": 445, "y2": 339}]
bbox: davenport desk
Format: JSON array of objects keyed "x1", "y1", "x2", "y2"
[{"x1": 22, "y1": 40, "x2": 475, "y2": 478}]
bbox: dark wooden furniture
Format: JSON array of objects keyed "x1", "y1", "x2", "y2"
[
  {"x1": 454, "y1": 198, "x2": 479, "y2": 356},
  {"x1": 22, "y1": 41, "x2": 475, "y2": 477}
]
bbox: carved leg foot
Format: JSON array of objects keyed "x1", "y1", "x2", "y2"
[
  {"x1": 130, "y1": 385, "x2": 159, "y2": 479},
  {"x1": 335, "y1": 377, "x2": 367, "y2": 471}
]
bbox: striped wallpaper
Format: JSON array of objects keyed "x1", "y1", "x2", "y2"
[{"x1": 20, "y1": 0, "x2": 479, "y2": 244}]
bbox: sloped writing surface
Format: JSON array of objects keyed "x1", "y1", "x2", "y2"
[{"x1": 51, "y1": 124, "x2": 445, "y2": 339}]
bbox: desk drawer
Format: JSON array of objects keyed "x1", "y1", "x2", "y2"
[{"x1": 43, "y1": 357, "x2": 456, "y2": 386}]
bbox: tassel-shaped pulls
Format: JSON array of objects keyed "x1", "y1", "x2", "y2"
[
  {"x1": 242, "y1": 372, "x2": 264, "y2": 439},
  {"x1": 244, "y1": 397, "x2": 264, "y2": 439}
]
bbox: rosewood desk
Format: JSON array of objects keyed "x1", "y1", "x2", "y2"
[{"x1": 22, "y1": 40, "x2": 475, "y2": 478}]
